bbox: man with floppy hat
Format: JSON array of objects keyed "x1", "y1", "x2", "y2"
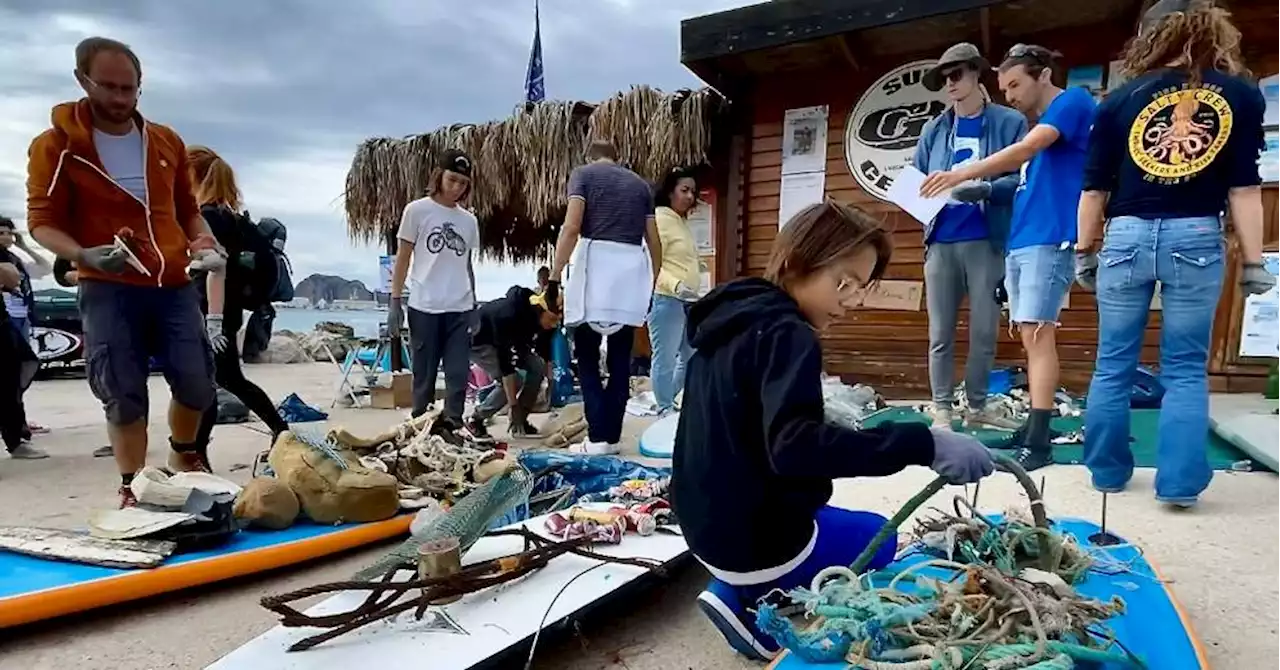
[{"x1": 913, "y1": 43, "x2": 1027, "y2": 433}]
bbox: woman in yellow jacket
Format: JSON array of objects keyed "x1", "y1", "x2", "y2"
[{"x1": 648, "y1": 168, "x2": 701, "y2": 414}]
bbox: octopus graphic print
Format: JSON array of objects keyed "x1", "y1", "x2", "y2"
[{"x1": 1128, "y1": 87, "x2": 1233, "y2": 184}]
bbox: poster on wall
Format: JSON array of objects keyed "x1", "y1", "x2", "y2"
[
  {"x1": 1067, "y1": 65, "x2": 1105, "y2": 100},
  {"x1": 1260, "y1": 129, "x2": 1279, "y2": 184},
  {"x1": 779, "y1": 172, "x2": 826, "y2": 227},
  {"x1": 1260, "y1": 74, "x2": 1279, "y2": 127},
  {"x1": 845, "y1": 60, "x2": 949, "y2": 201},
  {"x1": 688, "y1": 189, "x2": 717, "y2": 254},
  {"x1": 781, "y1": 106, "x2": 829, "y2": 175},
  {"x1": 1239, "y1": 252, "x2": 1279, "y2": 358}
]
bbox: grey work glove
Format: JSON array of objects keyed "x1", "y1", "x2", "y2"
[
  {"x1": 674, "y1": 281, "x2": 700, "y2": 301},
  {"x1": 1074, "y1": 252, "x2": 1098, "y2": 292},
  {"x1": 78, "y1": 244, "x2": 131, "y2": 275},
  {"x1": 929, "y1": 428, "x2": 995, "y2": 485},
  {"x1": 950, "y1": 181, "x2": 992, "y2": 203},
  {"x1": 1240, "y1": 263, "x2": 1276, "y2": 296},
  {"x1": 387, "y1": 298, "x2": 405, "y2": 337},
  {"x1": 205, "y1": 314, "x2": 229, "y2": 354},
  {"x1": 187, "y1": 247, "x2": 228, "y2": 274}
]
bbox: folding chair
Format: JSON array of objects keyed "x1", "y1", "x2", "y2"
[{"x1": 325, "y1": 335, "x2": 412, "y2": 408}]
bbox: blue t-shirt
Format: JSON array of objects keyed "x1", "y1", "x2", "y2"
[
  {"x1": 1083, "y1": 69, "x2": 1265, "y2": 219},
  {"x1": 566, "y1": 162, "x2": 654, "y2": 246},
  {"x1": 931, "y1": 115, "x2": 989, "y2": 243},
  {"x1": 1008, "y1": 87, "x2": 1097, "y2": 250}
]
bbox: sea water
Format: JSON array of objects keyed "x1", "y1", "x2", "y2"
[{"x1": 271, "y1": 307, "x2": 386, "y2": 339}]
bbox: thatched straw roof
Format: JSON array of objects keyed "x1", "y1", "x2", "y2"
[{"x1": 344, "y1": 86, "x2": 726, "y2": 262}]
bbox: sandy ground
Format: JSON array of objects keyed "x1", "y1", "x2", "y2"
[{"x1": 0, "y1": 362, "x2": 1276, "y2": 669}]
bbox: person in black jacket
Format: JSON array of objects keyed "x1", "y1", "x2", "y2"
[
  {"x1": 671, "y1": 201, "x2": 994, "y2": 662},
  {"x1": 465, "y1": 285, "x2": 560, "y2": 438},
  {"x1": 186, "y1": 146, "x2": 289, "y2": 466}
]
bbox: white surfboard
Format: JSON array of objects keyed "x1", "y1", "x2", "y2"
[
  {"x1": 638, "y1": 412, "x2": 679, "y2": 459},
  {"x1": 209, "y1": 514, "x2": 690, "y2": 669}
]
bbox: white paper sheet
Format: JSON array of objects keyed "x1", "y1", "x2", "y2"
[
  {"x1": 1239, "y1": 253, "x2": 1279, "y2": 358},
  {"x1": 885, "y1": 166, "x2": 948, "y2": 226},
  {"x1": 781, "y1": 106, "x2": 829, "y2": 175},
  {"x1": 779, "y1": 172, "x2": 826, "y2": 228}
]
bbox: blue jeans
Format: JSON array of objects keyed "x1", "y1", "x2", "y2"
[
  {"x1": 647, "y1": 294, "x2": 693, "y2": 410},
  {"x1": 1084, "y1": 216, "x2": 1224, "y2": 500},
  {"x1": 1005, "y1": 244, "x2": 1073, "y2": 323}
]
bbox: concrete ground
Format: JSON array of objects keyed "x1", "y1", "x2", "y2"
[{"x1": 0, "y1": 362, "x2": 1275, "y2": 669}]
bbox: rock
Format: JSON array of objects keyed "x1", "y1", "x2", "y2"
[
  {"x1": 314, "y1": 321, "x2": 356, "y2": 338},
  {"x1": 297, "y1": 330, "x2": 357, "y2": 362},
  {"x1": 293, "y1": 274, "x2": 375, "y2": 303},
  {"x1": 248, "y1": 334, "x2": 311, "y2": 364},
  {"x1": 268, "y1": 431, "x2": 401, "y2": 524},
  {"x1": 233, "y1": 477, "x2": 300, "y2": 530}
]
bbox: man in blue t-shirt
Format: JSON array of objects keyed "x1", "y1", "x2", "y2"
[
  {"x1": 912, "y1": 42, "x2": 1027, "y2": 433},
  {"x1": 921, "y1": 44, "x2": 1097, "y2": 471}
]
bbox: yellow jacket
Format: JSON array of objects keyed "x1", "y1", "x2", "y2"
[{"x1": 654, "y1": 206, "x2": 700, "y2": 298}]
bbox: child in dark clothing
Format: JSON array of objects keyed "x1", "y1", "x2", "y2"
[{"x1": 670, "y1": 200, "x2": 994, "y2": 661}]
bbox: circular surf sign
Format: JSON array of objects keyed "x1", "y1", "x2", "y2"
[
  {"x1": 845, "y1": 60, "x2": 950, "y2": 200},
  {"x1": 29, "y1": 326, "x2": 82, "y2": 361}
]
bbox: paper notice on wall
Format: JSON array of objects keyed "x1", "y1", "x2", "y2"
[
  {"x1": 1239, "y1": 253, "x2": 1279, "y2": 358},
  {"x1": 779, "y1": 172, "x2": 826, "y2": 228},
  {"x1": 856, "y1": 280, "x2": 923, "y2": 311},
  {"x1": 781, "y1": 106, "x2": 829, "y2": 175},
  {"x1": 1261, "y1": 129, "x2": 1279, "y2": 184},
  {"x1": 687, "y1": 199, "x2": 715, "y2": 254},
  {"x1": 1260, "y1": 74, "x2": 1279, "y2": 127}
]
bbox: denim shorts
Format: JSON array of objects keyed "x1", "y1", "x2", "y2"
[
  {"x1": 1005, "y1": 243, "x2": 1073, "y2": 324},
  {"x1": 79, "y1": 280, "x2": 215, "y2": 425}
]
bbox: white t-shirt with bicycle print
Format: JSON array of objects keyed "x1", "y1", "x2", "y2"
[{"x1": 397, "y1": 196, "x2": 479, "y2": 314}]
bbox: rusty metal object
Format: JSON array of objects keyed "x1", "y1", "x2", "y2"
[{"x1": 417, "y1": 537, "x2": 463, "y2": 605}]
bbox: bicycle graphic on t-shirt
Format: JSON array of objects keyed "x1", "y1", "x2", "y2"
[{"x1": 425, "y1": 223, "x2": 468, "y2": 256}]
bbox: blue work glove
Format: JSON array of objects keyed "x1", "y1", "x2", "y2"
[
  {"x1": 1074, "y1": 252, "x2": 1098, "y2": 292},
  {"x1": 1241, "y1": 263, "x2": 1276, "y2": 296},
  {"x1": 929, "y1": 428, "x2": 995, "y2": 485},
  {"x1": 950, "y1": 181, "x2": 992, "y2": 203}
]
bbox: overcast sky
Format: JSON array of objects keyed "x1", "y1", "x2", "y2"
[{"x1": 0, "y1": 0, "x2": 752, "y2": 299}]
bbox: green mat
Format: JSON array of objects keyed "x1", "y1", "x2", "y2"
[{"x1": 862, "y1": 406, "x2": 1250, "y2": 470}]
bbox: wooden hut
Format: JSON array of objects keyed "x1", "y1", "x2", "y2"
[
  {"x1": 681, "y1": 0, "x2": 1278, "y2": 394},
  {"x1": 342, "y1": 87, "x2": 727, "y2": 262}
]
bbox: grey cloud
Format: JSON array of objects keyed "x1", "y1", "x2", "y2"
[{"x1": 1, "y1": 0, "x2": 750, "y2": 284}]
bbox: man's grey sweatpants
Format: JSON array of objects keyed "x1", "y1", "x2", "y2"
[
  {"x1": 407, "y1": 308, "x2": 473, "y2": 421},
  {"x1": 924, "y1": 241, "x2": 1003, "y2": 408}
]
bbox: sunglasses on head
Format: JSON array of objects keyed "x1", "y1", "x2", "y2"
[{"x1": 1005, "y1": 43, "x2": 1049, "y2": 64}]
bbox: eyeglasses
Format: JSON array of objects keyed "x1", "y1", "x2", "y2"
[{"x1": 84, "y1": 75, "x2": 141, "y2": 99}]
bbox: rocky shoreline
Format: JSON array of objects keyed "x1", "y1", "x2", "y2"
[{"x1": 246, "y1": 321, "x2": 362, "y2": 365}]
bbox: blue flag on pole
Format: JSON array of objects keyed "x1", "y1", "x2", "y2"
[{"x1": 524, "y1": 0, "x2": 545, "y2": 103}]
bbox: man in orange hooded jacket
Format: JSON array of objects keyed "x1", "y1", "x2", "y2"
[{"x1": 27, "y1": 37, "x2": 226, "y2": 508}]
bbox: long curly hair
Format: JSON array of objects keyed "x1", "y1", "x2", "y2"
[
  {"x1": 1121, "y1": 0, "x2": 1249, "y2": 88},
  {"x1": 187, "y1": 145, "x2": 242, "y2": 210}
]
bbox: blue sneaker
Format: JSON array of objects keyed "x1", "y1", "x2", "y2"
[{"x1": 695, "y1": 579, "x2": 780, "y2": 662}]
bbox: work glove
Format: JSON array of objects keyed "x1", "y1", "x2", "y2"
[
  {"x1": 929, "y1": 428, "x2": 995, "y2": 485},
  {"x1": 387, "y1": 298, "x2": 405, "y2": 337},
  {"x1": 993, "y1": 279, "x2": 1008, "y2": 305},
  {"x1": 205, "y1": 314, "x2": 229, "y2": 354},
  {"x1": 674, "y1": 281, "x2": 700, "y2": 301},
  {"x1": 1240, "y1": 263, "x2": 1276, "y2": 296},
  {"x1": 78, "y1": 244, "x2": 131, "y2": 275},
  {"x1": 187, "y1": 247, "x2": 228, "y2": 274},
  {"x1": 950, "y1": 181, "x2": 992, "y2": 203},
  {"x1": 1074, "y1": 252, "x2": 1099, "y2": 292},
  {"x1": 544, "y1": 280, "x2": 561, "y2": 315}
]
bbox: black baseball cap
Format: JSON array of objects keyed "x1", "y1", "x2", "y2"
[{"x1": 441, "y1": 148, "x2": 473, "y2": 178}]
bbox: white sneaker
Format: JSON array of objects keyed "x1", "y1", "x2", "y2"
[
  {"x1": 928, "y1": 406, "x2": 954, "y2": 432},
  {"x1": 569, "y1": 440, "x2": 621, "y2": 456}
]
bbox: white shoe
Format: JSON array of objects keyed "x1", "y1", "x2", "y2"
[
  {"x1": 928, "y1": 406, "x2": 954, "y2": 432},
  {"x1": 569, "y1": 440, "x2": 620, "y2": 456}
]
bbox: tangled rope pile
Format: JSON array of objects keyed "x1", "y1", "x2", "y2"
[
  {"x1": 263, "y1": 527, "x2": 663, "y2": 652},
  {"x1": 757, "y1": 454, "x2": 1144, "y2": 669}
]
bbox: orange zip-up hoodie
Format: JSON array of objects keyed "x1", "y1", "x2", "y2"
[{"x1": 25, "y1": 99, "x2": 201, "y2": 288}]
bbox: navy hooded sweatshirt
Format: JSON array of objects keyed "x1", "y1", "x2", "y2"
[{"x1": 670, "y1": 278, "x2": 936, "y2": 577}]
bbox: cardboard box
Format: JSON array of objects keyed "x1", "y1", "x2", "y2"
[{"x1": 370, "y1": 372, "x2": 413, "y2": 409}]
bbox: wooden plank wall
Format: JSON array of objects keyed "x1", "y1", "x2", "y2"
[{"x1": 734, "y1": 14, "x2": 1278, "y2": 395}]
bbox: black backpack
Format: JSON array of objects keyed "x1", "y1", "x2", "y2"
[{"x1": 234, "y1": 213, "x2": 294, "y2": 307}]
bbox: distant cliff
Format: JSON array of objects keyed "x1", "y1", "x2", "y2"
[{"x1": 293, "y1": 274, "x2": 375, "y2": 304}]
